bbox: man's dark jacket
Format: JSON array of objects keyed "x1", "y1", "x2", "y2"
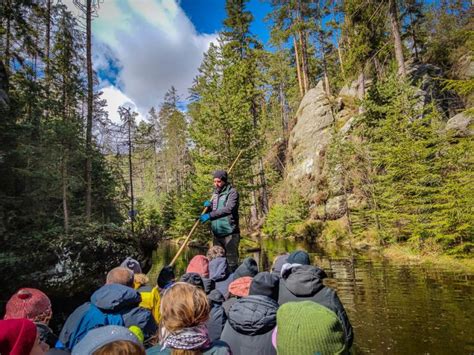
[
  {"x1": 209, "y1": 184, "x2": 239, "y2": 237},
  {"x1": 278, "y1": 264, "x2": 354, "y2": 348},
  {"x1": 220, "y1": 295, "x2": 277, "y2": 355},
  {"x1": 58, "y1": 284, "x2": 157, "y2": 350}
]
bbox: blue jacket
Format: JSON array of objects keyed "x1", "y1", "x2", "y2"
[
  {"x1": 209, "y1": 257, "x2": 233, "y2": 299},
  {"x1": 58, "y1": 284, "x2": 157, "y2": 350}
]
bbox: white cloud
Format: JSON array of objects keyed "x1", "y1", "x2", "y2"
[
  {"x1": 64, "y1": 0, "x2": 217, "y2": 120},
  {"x1": 100, "y1": 86, "x2": 144, "y2": 124}
]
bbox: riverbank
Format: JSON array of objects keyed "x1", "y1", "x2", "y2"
[
  {"x1": 382, "y1": 244, "x2": 474, "y2": 274},
  {"x1": 319, "y1": 236, "x2": 474, "y2": 274}
]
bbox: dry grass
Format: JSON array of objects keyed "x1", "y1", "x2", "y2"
[{"x1": 383, "y1": 244, "x2": 474, "y2": 274}]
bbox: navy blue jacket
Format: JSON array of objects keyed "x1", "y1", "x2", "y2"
[{"x1": 209, "y1": 257, "x2": 233, "y2": 299}]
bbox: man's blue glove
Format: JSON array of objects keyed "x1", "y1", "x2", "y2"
[
  {"x1": 203, "y1": 200, "x2": 211, "y2": 207},
  {"x1": 200, "y1": 213, "x2": 210, "y2": 223}
]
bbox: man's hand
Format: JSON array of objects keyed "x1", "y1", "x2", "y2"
[
  {"x1": 203, "y1": 200, "x2": 211, "y2": 207},
  {"x1": 200, "y1": 213, "x2": 210, "y2": 223}
]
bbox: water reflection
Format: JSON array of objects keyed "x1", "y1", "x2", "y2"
[{"x1": 152, "y1": 238, "x2": 474, "y2": 354}]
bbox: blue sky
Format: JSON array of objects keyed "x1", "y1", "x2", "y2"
[
  {"x1": 64, "y1": 0, "x2": 273, "y2": 123},
  {"x1": 180, "y1": 0, "x2": 272, "y2": 43}
]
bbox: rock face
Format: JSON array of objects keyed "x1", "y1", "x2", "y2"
[
  {"x1": 407, "y1": 62, "x2": 464, "y2": 118},
  {"x1": 283, "y1": 63, "x2": 468, "y2": 223},
  {"x1": 446, "y1": 111, "x2": 473, "y2": 137},
  {"x1": 287, "y1": 81, "x2": 334, "y2": 190},
  {"x1": 285, "y1": 81, "x2": 353, "y2": 220}
]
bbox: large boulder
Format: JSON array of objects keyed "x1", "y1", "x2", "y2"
[
  {"x1": 445, "y1": 111, "x2": 473, "y2": 137},
  {"x1": 287, "y1": 81, "x2": 333, "y2": 189}
]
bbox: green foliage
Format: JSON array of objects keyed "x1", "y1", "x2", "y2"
[
  {"x1": 263, "y1": 193, "x2": 308, "y2": 238},
  {"x1": 350, "y1": 72, "x2": 474, "y2": 253}
]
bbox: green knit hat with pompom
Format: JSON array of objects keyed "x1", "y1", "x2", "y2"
[{"x1": 276, "y1": 301, "x2": 348, "y2": 355}]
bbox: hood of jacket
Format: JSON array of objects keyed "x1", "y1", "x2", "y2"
[
  {"x1": 208, "y1": 289, "x2": 225, "y2": 305},
  {"x1": 209, "y1": 257, "x2": 230, "y2": 282},
  {"x1": 202, "y1": 277, "x2": 216, "y2": 294},
  {"x1": 227, "y1": 295, "x2": 278, "y2": 336},
  {"x1": 233, "y1": 257, "x2": 258, "y2": 279},
  {"x1": 281, "y1": 265, "x2": 327, "y2": 297},
  {"x1": 90, "y1": 284, "x2": 141, "y2": 311}
]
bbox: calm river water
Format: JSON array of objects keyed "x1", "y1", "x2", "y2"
[{"x1": 149, "y1": 238, "x2": 474, "y2": 354}]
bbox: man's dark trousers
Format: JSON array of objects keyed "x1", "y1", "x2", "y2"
[{"x1": 213, "y1": 233, "x2": 240, "y2": 272}]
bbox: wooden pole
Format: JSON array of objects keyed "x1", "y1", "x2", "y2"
[{"x1": 169, "y1": 149, "x2": 244, "y2": 266}]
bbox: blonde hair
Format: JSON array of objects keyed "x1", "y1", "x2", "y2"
[
  {"x1": 92, "y1": 340, "x2": 145, "y2": 355},
  {"x1": 133, "y1": 273, "x2": 150, "y2": 289},
  {"x1": 160, "y1": 282, "x2": 210, "y2": 333}
]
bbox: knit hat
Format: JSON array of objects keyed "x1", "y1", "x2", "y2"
[
  {"x1": 186, "y1": 255, "x2": 210, "y2": 278},
  {"x1": 180, "y1": 272, "x2": 205, "y2": 290},
  {"x1": 4, "y1": 288, "x2": 52, "y2": 321},
  {"x1": 249, "y1": 272, "x2": 280, "y2": 301},
  {"x1": 120, "y1": 257, "x2": 142, "y2": 274},
  {"x1": 228, "y1": 276, "x2": 253, "y2": 297},
  {"x1": 287, "y1": 250, "x2": 311, "y2": 265},
  {"x1": 0, "y1": 319, "x2": 37, "y2": 355},
  {"x1": 158, "y1": 265, "x2": 175, "y2": 289},
  {"x1": 276, "y1": 301, "x2": 347, "y2": 355},
  {"x1": 272, "y1": 254, "x2": 289, "y2": 273},
  {"x1": 233, "y1": 257, "x2": 258, "y2": 279},
  {"x1": 72, "y1": 325, "x2": 143, "y2": 355},
  {"x1": 213, "y1": 170, "x2": 228, "y2": 182}
]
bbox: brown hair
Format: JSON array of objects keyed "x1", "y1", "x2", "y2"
[
  {"x1": 160, "y1": 282, "x2": 210, "y2": 333},
  {"x1": 206, "y1": 246, "x2": 225, "y2": 261},
  {"x1": 106, "y1": 267, "x2": 134, "y2": 287},
  {"x1": 92, "y1": 340, "x2": 145, "y2": 355}
]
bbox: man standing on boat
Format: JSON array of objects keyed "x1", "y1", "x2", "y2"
[{"x1": 200, "y1": 170, "x2": 240, "y2": 272}]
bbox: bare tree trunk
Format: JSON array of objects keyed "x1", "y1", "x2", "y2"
[
  {"x1": 358, "y1": 71, "x2": 365, "y2": 114},
  {"x1": 337, "y1": 42, "x2": 345, "y2": 79},
  {"x1": 296, "y1": 0, "x2": 309, "y2": 93},
  {"x1": 250, "y1": 176, "x2": 259, "y2": 225},
  {"x1": 62, "y1": 154, "x2": 69, "y2": 233},
  {"x1": 299, "y1": 31, "x2": 310, "y2": 93},
  {"x1": 85, "y1": 0, "x2": 93, "y2": 221},
  {"x1": 293, "y1": 36, "x2": 304, "y2": 98},
  {"x1": 45, "y1": 0, "x2": 51, "y2": 111},
  {"x1": 357, "y1": 72, "x2": 365, "y2": 99},
  {"x1": 389, "y1": 0, "x2": 406, "y2": 78},
  {"x1": 279, "y1": 83, "x2": 289, "y2": 135},
  {"x1": 409, "y1": 12, "x2": 419, "y2": 60},
  {"x1": 127, "y1": 112, "x2": 135, "y2": 235},
  {"x1": 373, "y1": 56, "x2": 384, "y2": 79},
  {"x1": 4, "y1": 0, "x2": 11, "y2": 74},
  {"x1": 258, "y1": 158, "x2": 269, "y2": 215}
]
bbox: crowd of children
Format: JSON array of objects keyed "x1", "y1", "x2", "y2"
[{"x1": 1, "y1": 246, "x2": 353, "y2": 355}]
